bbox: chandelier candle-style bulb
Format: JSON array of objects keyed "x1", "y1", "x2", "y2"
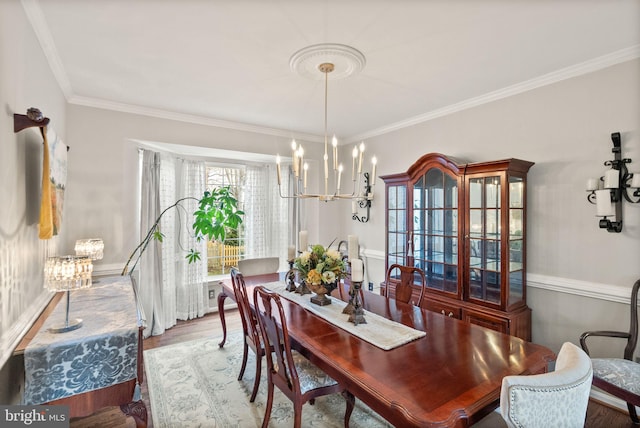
[
  {"x1": 332, "y1": 135, "x2": 338, "y2": 170},
  {"x1": 337, "y1": 164, "x2": 343, "y2": 192},
  {"x1": 358, "y1": 142, "x2": 365, "y2": 174},
  {"x1": 276, "y1": 155, "x2": 282, "y2": 185},
  {"x1": 304, "y1": 163, "x2": 308, "y2": 190},
  {"x1": 352, "y1": 147, "x2": 358, "y2": 181},
  {"x1": 371, "y1": 157, "x2": 377, "y2": 186}
]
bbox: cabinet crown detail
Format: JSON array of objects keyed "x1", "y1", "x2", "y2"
[{"x1": 381, "y1": 153, "x2": 534, "y2": 340}]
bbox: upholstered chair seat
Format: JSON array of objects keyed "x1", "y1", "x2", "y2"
[
  {"x1": 591, "y1": 358, "x2": 640, "y2": 396},
  {"x1": 473, "y1": 342, "x2": 592, "y2": 428},
  {"x1": 237, "y1": 257, "x2": 279, "y2": 276},
  {"x1": 280, "y1": 350, "x2": 339, "y2": 394}
]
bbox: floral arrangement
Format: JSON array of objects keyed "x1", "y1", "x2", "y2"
[{"x1": 294, "y1": 244, "x2": 346, "y2": 285}]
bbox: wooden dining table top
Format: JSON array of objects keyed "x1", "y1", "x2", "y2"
[{"x1": 218, "y1": 272, "x2": 555, "y2": 427}]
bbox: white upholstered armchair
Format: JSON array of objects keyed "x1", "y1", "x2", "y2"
[{"x1": 474, "y1": 342, "x2": 593, "y2": 428}]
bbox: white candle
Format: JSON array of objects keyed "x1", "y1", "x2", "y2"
[
  {"x1": 631, "y1": 173, "x2": 640, "y2": 189},
  {"x1": 352, "y1": 200, "x2": 357, "y2": 214},
  {"x1": 276, "y1": 155, "x2": 282, "y2": 185},
  {"x1": 292, "y1": 140, "x2": 298, "y2": 177},
  {"x1": 303, "y1": 163, "x2": 308, "y2": 190},
  {"x1": 371, "y1": 156, "x2": 377, "y2": 186},
  {"x1": 352, "y1": 146, "x2": 358, "y2": 181},
  {"x1": 358, "y1": 142, "x2": 365, "y2": 174},
  {"x1": 585, "y1": 178, "x2": 598, "y2": 191},
  {"x1": 298, "y1": 146, "x2": 304, "y2": 179},
  {"x1": 351, "y1": 258, "x2": 363, "y2": 282},
  {"x1": 299, "y1": 230, "x2": 308, "y2": 252},
  {"x1": 288, "y1": 245, "x2": 295, "y2": 261},
  {"x1": 604, "y1": 169, "x2": 619, "y2": 189},
  {"x1": 348, "y1": 235, "x2": 359, "y2": 261},
  {"x1": 332, "y1": 135, "x2": 338, "y2": 171},
  {"x1": 595, "y1": 190, "x2": 615, "y2": 217}
]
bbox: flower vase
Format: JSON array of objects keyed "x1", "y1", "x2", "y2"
[{"x1": 308, "y1": 282, "x2": 337, "y2": 306}]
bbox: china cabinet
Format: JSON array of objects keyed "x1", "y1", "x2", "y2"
[{"x1": 381, "y1": 153, "x2": 534, "y2": 340}]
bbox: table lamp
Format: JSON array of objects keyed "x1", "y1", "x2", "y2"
[
  {"x1": 74, "y1": 238, "x2": 104, "y2": 260},
  {"x1": 43, "y1": 256, "x2": 93, "y2": 333}
]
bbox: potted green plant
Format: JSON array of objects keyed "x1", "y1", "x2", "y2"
[{"x1": 121, "y1": 186, "x2": 244, "y2": 276}]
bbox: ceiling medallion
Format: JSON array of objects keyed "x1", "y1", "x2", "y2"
[{"x1": 289, "y1": 43, "x2": 366, "y2": 81}]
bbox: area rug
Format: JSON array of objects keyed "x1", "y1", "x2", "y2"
[{"x1": 144, "y1": 332, "x2": 393, "y2": 427}]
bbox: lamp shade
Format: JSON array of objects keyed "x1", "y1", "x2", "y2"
[
  {"x1": 44, "y1": 256, "x2": 93, "y2": 292},
  {"x1": 75, "y1": 238, "x2": 104, "y2": 260}
]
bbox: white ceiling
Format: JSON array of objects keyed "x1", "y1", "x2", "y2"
[{"x1": 24, "y1": 0, "x2": 640, "y2": 143}]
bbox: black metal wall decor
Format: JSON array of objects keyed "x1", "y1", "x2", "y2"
[
  {"x1": 586, "y1": 132, "x2": 640, "y2": 233},
  {"x1": 352, "y1": 172, "x2": 372, "y2": 223}
]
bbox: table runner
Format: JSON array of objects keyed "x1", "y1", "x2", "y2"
[
  {"x1": 23, "y1": 276, "x2": 140, "y2": 405},
  {"x1": 263, "y1": 281, "x2": 425, "y2": 350}
]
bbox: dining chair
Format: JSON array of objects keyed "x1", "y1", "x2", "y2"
[
  {"x1": 384, "y1": 263, "x2": 426, "y2": 307},
  {"x1": 253, "y1": 285, "x2": 355, "y2": 428},
  {"x1": 473, "y1": 342, "x2": 593, "y2": 428},
  {"x1": 580, "y1": 278, "x2": 640, "y2": 424},
  {"x1": 237, "y1": 257, "x2": 279, "y2": 276},
  {"x1": 230, "y1": 267, "x2": 267, "y2": 402}
]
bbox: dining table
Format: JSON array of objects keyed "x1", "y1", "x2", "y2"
[{"x1": 217, "y1": 272, "x2": 555, "y2": 427}]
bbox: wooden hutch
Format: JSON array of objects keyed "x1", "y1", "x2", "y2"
[{"x1": 381, "y1": 153, "x2": 534, "y2": 341}]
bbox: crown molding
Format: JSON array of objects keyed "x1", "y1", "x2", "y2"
[
  {"x1": 346, "y1": 45, "x2": 640, "y2": 143},
  {"x1": 21, "y1": 0, "x2": 74, "y2": 99},
  {"x1": 68, "y1": 95, "x2": 324, "y2": 143},
  {"x1": 23, "y1": 0, "x2": 639, "y2": 146}
]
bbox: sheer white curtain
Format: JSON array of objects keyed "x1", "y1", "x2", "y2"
[
  {"x1": 244, "y1": 164, "x2": 290, "y2": 270},
  {"x1": 175, "y1": 158, "x2": 206, "y2": 320},
  {"x1": 137, "y1": 150, "x2": 206, "y2": 338},
  {"x1": 138, "y1": 149, "x2": 165, "y2": 337}
]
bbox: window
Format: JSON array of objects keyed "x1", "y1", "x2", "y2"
[
  {"x1": 205, "y1": 163, "x2": 291, "y2": 276},
  {"x1": 205, "y1": 165, "x2": 245, "y2": 276}
]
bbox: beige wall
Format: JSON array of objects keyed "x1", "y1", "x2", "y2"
[{"x1": 0, "y1": 1, "x2": 67, "y2": 403}]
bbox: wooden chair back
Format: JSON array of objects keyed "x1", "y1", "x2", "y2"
[
  {"x1": 231, "y1": 268, "x2": 261, "y2": 346},
  {"x1": 580, "y1": 278, "x2": 640, "y2": 423},
  {"x1": 253, "y1": 285, "x2": 354, "y2": 428},
  {"x1": 238, "y1": 257, "x2": 279, "y2": 276},
  {"x1": 385, "y1": 263, "x2": 426, "y2": 307},
  {"x1": 253, "y1": 286, "x2": 301, "y2": 399}
]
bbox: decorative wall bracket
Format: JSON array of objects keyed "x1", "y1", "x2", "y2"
[
  {"x1": 586, "y1": 132, "x2": 640, "y2": 233},
  {"x1": 352, "y1": 172, "x2": 373, "y2": 223},
  {"x1": 13, "y1": 107, "x2": 50, "y2": 133}
]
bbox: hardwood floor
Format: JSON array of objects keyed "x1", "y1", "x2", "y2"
[{"x1": 70, "y1": 309, "x2": 634, "y2": 428}]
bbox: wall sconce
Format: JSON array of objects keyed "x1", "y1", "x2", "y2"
[
  {"x1": 351, "y1": 172, "x2": 373, "y2": 223},
  {"x1": 586, "y1": 132, "x2": 640, "y2": 233},
  {"x1": 44, "y1": 256, "x2": 93, "y2": 333}
]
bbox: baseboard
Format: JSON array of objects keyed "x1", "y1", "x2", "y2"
[{"x1": 590, "y1": 389, "x2": 630, "y2": 414}]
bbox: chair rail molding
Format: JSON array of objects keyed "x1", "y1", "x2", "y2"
[{"x1": 527, "y1": 273, "x2": 631, "y2": 305}]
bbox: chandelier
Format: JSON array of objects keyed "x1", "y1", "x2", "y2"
[{"x1": 276, "y1": 44, "x2": 377, "y2": 222}]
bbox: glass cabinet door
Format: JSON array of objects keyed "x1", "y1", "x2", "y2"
[
  {"x1": 387, "y1": 184, "x2": 408, "y2": 267},
  {"x1": 508, "y1": 176, "x2": 525, "y2": 307},
  {"x1": 468, "y1": 175, "x2": 501, "y2": 305},
  {"x1": 413, "y1": 168, "x2": 458, "y2": 294}
]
